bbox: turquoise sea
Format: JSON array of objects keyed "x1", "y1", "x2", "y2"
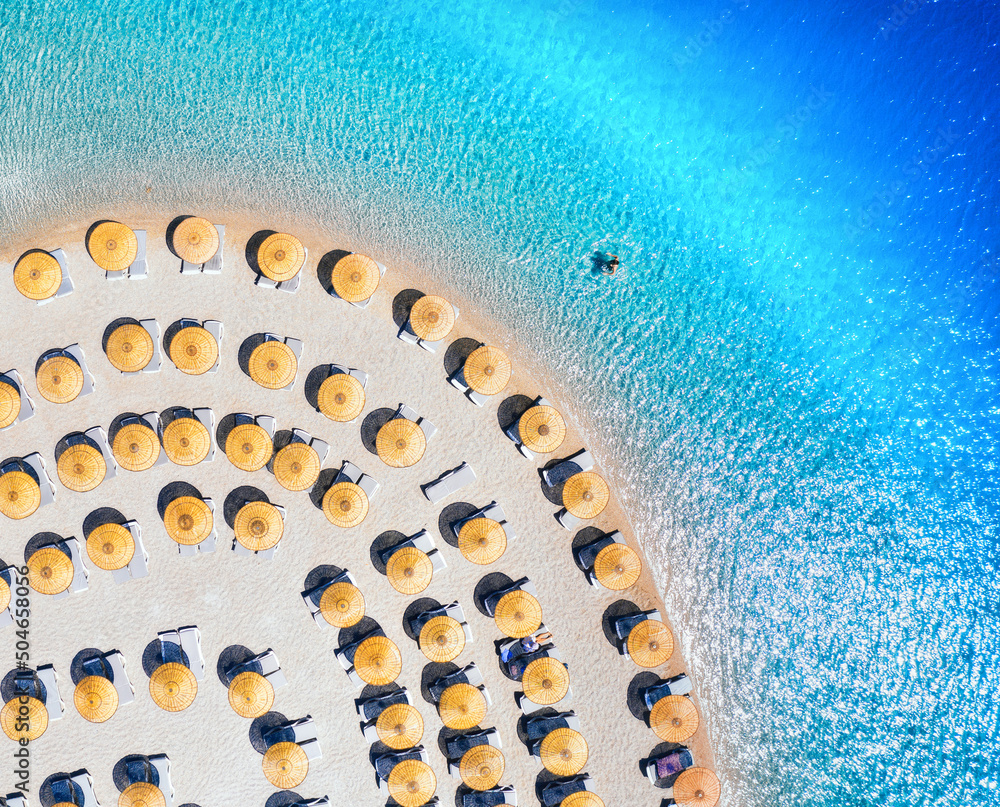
[{"x1": 1, "y1": 1, "x2": 998, "y2": 805}]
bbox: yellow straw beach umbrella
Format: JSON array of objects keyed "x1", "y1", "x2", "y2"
[
  {"x1": 57, "y1": 442, "x2": 106, "y2": 492},
  {"x1": 172, "y1": 216, "x2": 219, "y2": 264},
  {"x1": 353, "y1": 635, "x2": 402, "y2": 686},
  {"x1": 627, "y1": 619, "x2": 674, "y2": 668},
  {"x1": 113, "y1": 421, "x2": 161, "y2": 471},
  {"x1": 0, "y1": 577, "x2": 9, "y2": 613},
  {"x1": 258, "y1": 233, "x2": 305, "y2": 282},
  {"x1": 36, "y1": 354, "x2": 83, "y2": 404},
  {"x1": 163, "y1": 495, "x2": 213, "y2": 545},
  {"x1": 74, "y1": 675, "x2": 119, "y2": 723},
  {"x1": 419, "y1": 616, "x2": 465, "y2": 663},
  {"x1": 388, "y1": 759, "x2": 436, "y2": 807},
  {"x1": 169, "y1": 326, "x2": 218, "y2": 375},
  {"x1": 458, "y1": 518, "x2": 507, "y2": 565},
  {"x1": 332, "y1": 253, "x2": 381, "y2": 302},
  {"x1": 1, "y1": 696, "x2": 47, "y2": 741},
  {"x1": 438, "y1": 683, "x2": 487, "y2": 730},
  {"x1": 88, "y1": 221, "x2": 138, "y2": 272},
  {"x1": 318, "y1": 372, "x2": 365, "y2": 422},
  {"x1": 119, "y1": 782, "x2": 166, "y2": 807},
  {"x1": 561, "y1": 793, "x2": 605, "y2": 807},
  {"x1": 86, "y1": 522, "x2": 135, "y2": 570},
  {"x1": 225, "y1": 422, "x2": 272, "y2": 472},
  {"x1": 0, "y1": 470, "x2": 40, "y2": 519},
  {"x1": 562, "y1": 472, "x2": 610, "y2": 519},
  {"x1": 162, "y1": 417, "x2": 211, "y2": 466},
  {"x1": 386, "y1": 547, "x2": 433, "y2": 595},
  {"x1": 522, "y1": 658, "x2": 570, "y2": 705},
  {"x1": 650, "y1": 695, "x2": 700, "y2": 742},
  {"x1": 106, "y1": 323, "x2": 154, "y2": 373},
  {"x1": 234, "y1": 501, "x2": 284, "y2": 551},
  {"x1": 518, "y1": 405, "x2": 566, "y2": 453},
  {"x1": 460, "y1": 745, "x2": 504, "y2": 791},
  {"x1": 494, "y1": 590, "x2": 542, "y2": 639},
  {"x1": 376, "y1": 418, "x2": 426, "y2": 468},
  {"x1": 322, "y1": 481, "x2": 369, "y2": 528},
  {"x1": 376, "y1": 702, "x2": 423, "y2": 750},
  {"x1": 594, "y1": 543, "x2": 641, "y2": 590},
  {"x1": 27, "y1": 547, "x2": 73, "y2": 595},
  {"x1": 319, "y1": 581, "x2": 365, "y2": 628},
  {"x1": 464, "y1": 346, "x2": 511, "y2": 395},
  {"x1": 0, "y1": 378, "x2": 19, "y2": 429},
  {"x1": 227, "y1": 671, "x2": 274, "y2": 718},
  {"x1": 262, "y1": 741, "x2": 308, "y2": 788},
  {"x1": 272, "y1": 441, "x2": 321, "y2": 491},
  {"x1": 249, "y1": 340, "x2": 297, "y2": 389},
  {"x1": 540, "y1": 728, "x2": 588, "y2": 776},
  {"x1": 149, "y1": 662, "x2": 197, "y2": 712},
  {"x1": 673, "y1": 768, "x2": 721, "y2": 807},
  {"x1": 409, "y1": 295, "x2": 455, "y2": 342},
  {"x1": 13, "y1": 251, "x2": 61, "y2": 300}
]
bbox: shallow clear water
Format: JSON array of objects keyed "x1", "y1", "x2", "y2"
[{"x1": 1, "y1": 0, "x2": 998, "y2": 804}]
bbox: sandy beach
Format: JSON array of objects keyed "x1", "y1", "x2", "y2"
[{"x1": 0, "y1": 212, "x2": 716, "y2": 805}]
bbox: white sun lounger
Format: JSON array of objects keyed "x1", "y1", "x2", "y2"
[
  {"x1": 68, "y1": 770, "x2": 99, "y2": 807},
  {"x1": 104, "y1": 650, "x2": 135, "y2": 705},
  {"x1": 422, "y1": 462, "x2": 476, "y2": 504},
  {"x1": 83, "y1": 426, "x2": 118, "y2": 480},
  {"x1": 35, "y1": 248, "x2": 74, "y2": 303},
  {"x1": 542, "y1": 449, "x2": 595, "y2": 488},
  {"x1": 505, "y1": 396, "x2": 552, "y2": 459},
  {"x1": 35, "y1": 664, "x2": 64, "y2": 721},
  {"x1": 62, "y1": 344, "x2": 96, "y2": 398},
  {"x1": 148, "y1": 754, "x2": 173, "y2": 805},
  {"x1": 381, "y1": 529, "x2": 446, "y2": 573},
  {"x1": 0, "y1": 369, "x2": 34, "y2": 427},
  {"x1": 111, "y1": 521, "x2": 149, "y2": 584},
  {"x1": 21, "y1": 452, "x2": 55, "y2": 508},
  {"x1": 177, "y1": 497, "x2": 217, "y2": 556}
]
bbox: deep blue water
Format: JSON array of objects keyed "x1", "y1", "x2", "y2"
[{"x1": 1, "y1": 1, "x2": 998, "y2": 804}]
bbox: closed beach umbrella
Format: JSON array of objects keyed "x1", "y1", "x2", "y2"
[
  {"x1": 0, "y1": 377, "x2": 20, "y2": 429},
  {"x1": 169, "y1": 325, "x2": 218, "y2": 375},
  {"x1": 88, "y1": 221, "x2": 138, "y2": 272},
  {"x1": 227, "y1": 671, "x2": 274, "y2": 718},
  {"x1": 386, "y1": 546, "x2": 433, "y2": 595},
  {"x1": 262, "y1": 741, "x2": 308, "y2": 788},
  {"x1": 225, "y1": 422, "x2": 272, "y2": 472},
  {"x1": 376, "y1": 418, "x2": 426, "y2": 468},
  {"x1": 494, "y1": 589, "x2": 542, "y2": 638},
  {"x1": 172, "y1": 216, "x2": 219, "y2": 264},
  {"x1": 438, "y1": 683, "x2": 487, "y2": 730},
  {"x1": 463, "y1": 345, "x2": 511, "y2": 395},
  {"x1": 234, "y1": 500, "x2": 284, "y2": 551},
  {"x1": 353, "y1": 635, "x2": 402, "y2": 686},
  {"x1": 460, "y1": 745, "x2": 504, "y2": 791},
  {"x1": 673, "y1": 768, "x2": 721, "y2": 807},
  {"x1": 162, "y1": 417, "x2": 211, "y2": 466},
  {"x1": 113, "y1": 421, "x2": 161, "y2": 471},
  {"x1": 258, "y1": 232, "x2": 305, "y2": 282},
  {"x1": 562, "y1": 471, "x2": 610, "y2": 519},
  {"x1": 57, "y1": 442, "x2": 106, "y2": 492},
  {"x1": 319, "y1": 581, "x2": 365, "y2": 628},
  {"x1": 458, "y1": 517, "x2": 507, "y2": 565},
  {"x1": 409, "y1": 295, "x2": 455, "y2": 342},
  {"x1": 419, "y1": 615, "x2": 465, "y2": 663},
  {"x1": 149, "y1": 662, "x2": 197, "y2": 712},
  {"x1": 14, "y1": 251, "x2": 61, "y2": 300},
  {"x1": 522, "y1": 658, "x2": 570, "y2": 705},
  {"x1": 86, "y1": 522, "x2": 135, "y2": 570},
  {"x1": 318, "y1": 372, "x2": 365, "y2": 422},
  {"x1": 27, "y1": 547, "x2": 73, "y2": 595},
  {"x1": 594, "y1": 543, "x2": 642, "y2": 590},
  {"x1": 518, "y1": 405, "x2": 566, "y2": 453},
  {"x1": 1, "y1": 696, "x2": 47, "y2": 741},
  {"x1": 272, "y1": 441, "x2": 321, "y2": 491},
  {"x1": 249, "y1": 340, "x2": 297, "y2": 389},
  {"x1": 332, "y1": 253, "x2": 381, "y2": 302},
  {"x1": 627, "y1": 619, "x2": 674, "y2": 668},
  {"x1": 119, "y1": 782, "x2": 166, "y2": 807},
  {"x1": 388, "y1": 759, "x2": 436, "y2": 807},
  {"x1": 106, "y1": 323, "x2": 154, "y2": 373},
  {"x1": 163, "y1": 495, "x2": 213, "y2": 545},
  {"x1": 650, "y1": 695, "x2": 700, "y2": 742},
  {"x1": 376, "y1": 702, "x2": 423, "y2": 750},
  {"x1": 0, "y1": 577, "x2": 9, "y2": 613},
  {"x1": 539, "y1": 727, "x2": 588, "y2": 776},
  {"x1": 36, "y1": 354, "x2": 84, "y2": 404},
  {"x1": 74, "y1": 675, "x2": 119, "y2": 723},
  {"x1": 561, "y1": 793, "x2": 605, "y2": 807},
  {"x1": 0, "y1": 469, "x2": 40, "y2": 519},
  {"x1": 322, "y1": 481, "x2": 369, "y2": 528}
]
